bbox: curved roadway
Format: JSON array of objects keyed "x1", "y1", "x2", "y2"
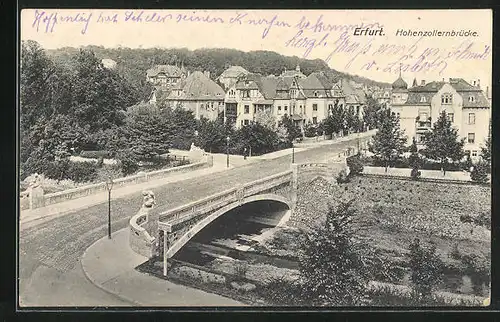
[{"x1": 19, "y1": 137, "x2": 360, "y2": 306}]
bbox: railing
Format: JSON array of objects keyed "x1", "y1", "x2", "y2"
[
  {"x1": 158, "y1": 170, "x2": 293, "y2": 226},
  {"x1": 129, "y1": 210, "x2": 156, "y2": 257},
  {"x1": 36, "y1": 157, "x2": 211, "y2": 209}
]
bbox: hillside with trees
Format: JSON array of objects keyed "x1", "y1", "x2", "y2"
[{"x1": 45, "y1": 46, "x2": 391, "y2": 98}]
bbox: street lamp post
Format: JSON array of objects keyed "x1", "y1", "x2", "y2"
[
  {"x1": 226, "y1": 136, "x2": 230, "y2": 168},
  {"x1": 105, "y1": 176, "x2": 114, "y2": 239},
  {"x1": 292, "y1": 142, "x2": 295, "y2": 164}
]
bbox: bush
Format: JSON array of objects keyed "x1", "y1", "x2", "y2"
[
  {"x1": 66, "y1": 161, "x2": 99, "y2": 183},
  {"x1": 44, "y1": 159, "x2": 98, "y2": 183},
  {"x1": 410, "y1": 167, "x2": 421, "y2": 180},
  {"x1": 257, "y1": 276, "x2": 307, "y2": 306},
  {"x1": 80, "y1": 150, "x2": 113, "y2": 159},
  {"x1": 470, "y1": 162, "x2": 489, "y2": 183},
  {"x1": 116, "y1": 150, "x2": 139, "y2": 176},
  {"x1": 303, "y1": 123, "x2": 318, "y2": 138},
  {"x1": 346, "y1": 155, "x2": 364, "y2": 175},
  {"x1": 233, "y1": 261, "x2": 249, "y2": 280},
  {"x1": 336, "y1": 169, "x2": 351, "y2": 184},
  {"x1": 408, "y1": 238, "x2": 445, "y2": 297}
]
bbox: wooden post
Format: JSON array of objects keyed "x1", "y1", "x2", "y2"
[{"x1": 158, "y1": 222, "x2": 172, "y2": 277}]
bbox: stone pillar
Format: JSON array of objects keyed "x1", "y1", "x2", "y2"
[
  {"x1": 28, "y1": 174, "x2": 45, "y2": 209},
  {"x1": 158, "y1": 222, "x2": 172, "y2": 277},
  {"x1": 206, "y1": 154, "x2": 214, "y2": 167},
  {"x1": 29, "y1": 186, "x2": 45, "y2": 209}
]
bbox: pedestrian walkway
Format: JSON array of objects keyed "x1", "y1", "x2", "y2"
[
  {"x1": 363, "y1": 166, "x2": 474, "y2": 181},
  {"x1": 81, "y1": 228, "x2": 245, "y2": 306},
  {"x1": 20, "y1": 164, "x2": 229, "y2": 229}
]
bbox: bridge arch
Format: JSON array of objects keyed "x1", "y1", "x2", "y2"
[{"x1": 165, "y1": 193, "x2": 291, "y2": 258}]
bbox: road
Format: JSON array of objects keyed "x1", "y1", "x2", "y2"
[{"x1": 18, "y1": 137, "x2": 362, "y2": 306}]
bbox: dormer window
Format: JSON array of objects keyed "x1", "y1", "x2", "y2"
[
  {"x1": 441, "y1": 93, "x2": 453, "y2": 104},
  {"x1": 468, "y1": 96, "x2": 475, "y2": 102},
  {"x1": 314, "y1": 91, "x2": 319, "y2": 97},
  {"x1": 420, "y1": 96, "x2": 426, "y2": 103}
]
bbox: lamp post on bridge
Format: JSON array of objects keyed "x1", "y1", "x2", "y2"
[
  {"x1": 291, "y1": 141, "x2": 295, "y2": 164},
  {"x1": 105, "y1": 176, "x2": 114, "y2": 239},
  {"x1": 226, "y1": 136, "x2": 230, "y2": 168}
]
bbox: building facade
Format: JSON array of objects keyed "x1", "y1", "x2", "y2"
[
  {"x1": 154, "y1": 71, "x2": 225, "y2": 120},
  {"x1": 224, "y1": 68, "x2": 366, "y2": 131},
  {"x1": 146, "y1": 64, "x2": 187, "y2": 88},
  {"x1": 390, "y1": 77, "x2": 491, "y2": 159}
]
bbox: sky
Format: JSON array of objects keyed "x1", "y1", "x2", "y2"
[{"x1": 21, "y1": 9, "x2": 492, "y2": 90}]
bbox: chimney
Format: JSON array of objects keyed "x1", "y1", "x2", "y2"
[
  {"x1": 477, "y1": 79, "x2": 480, "y2": 87},
  {"x1": 442, "y1": 78, "x2": 444, "y2": 82},
  {"x1": 473, "y1": 80, "x2": 476, "y2": 86},
  {"x1": 421, "y1": 80, "x2": 426, "y2": 86}
]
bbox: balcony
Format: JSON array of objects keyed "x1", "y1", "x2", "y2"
[{"x1": 416, "y1": 121, "x2": 431, "y2": 131}]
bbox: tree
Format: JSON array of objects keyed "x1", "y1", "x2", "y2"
[
  {"x1": 408, "y1": 137, "x2": 422, "y2": 169},
  {"x1": 124, "y1": 103, "x2": 173, "y2": 161},
  {"x1": 255, "y1": 110, "x2": 277, "y2": 130},
  {"x1": 408, "y1": 238, "x2": 444, "y2": 299},
  {"x1": 299, "y1": 200, "x2": 369, "y2": 306},
  {"x1": 480, "y1": 120, "x2": 491, "y2": 166},
  {"x1": 470, "y1": 161, "x2": 489, "y2": 183},
  {"x1": 279, "y1": 114, "x2": 301, "y2": 142},
  {"x1": 195, "y1": 117, "x2": 227, "y2": 153},
  {"x1": 331, "y1": 101, "x2": 345, "y2": 135},
  {"x1": 363, "y1": 97, "x2": 383, "y2": 130},
  {"x1": 346, "y1": 155, "x2": 364, "y2": 176},
  {"x1": 371, "y1": 110, "x2": 407, "y2": 172},
  {"x1": 421, "y1": 111, "x2": 465, "y2": 175}
]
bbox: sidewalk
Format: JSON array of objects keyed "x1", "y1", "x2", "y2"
[
  {"x1": 20, "y1": 163, "x2": 229, "y2": 229},
  {"x1": 81, "y1": 228, "x2": 245, "y2": 306},
  {"x1": 363, "y1": 166, "x2": 474, "y2": 181}
]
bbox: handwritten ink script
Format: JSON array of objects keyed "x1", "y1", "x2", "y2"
[{"x1": 30, "y1": 9, "x2": 491, "y2": 76}]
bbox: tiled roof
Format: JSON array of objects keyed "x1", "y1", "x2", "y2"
[
  {"x1": 407, "y1": 78, "x2": 490, "y2": 108},
  {"x1": 146, "y1": 65, "x2": 183, "y2": 78},
  {"x1": 167, "y1": 71, "x2": 224, "y2": 100},
  {"x1": 219, "y1": 66, "x2": 249, "y2": 79},
  {"x1": 234, "y1": 74, "x2": 279, "y2": 100}
]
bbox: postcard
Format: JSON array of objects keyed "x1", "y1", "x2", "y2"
[{"x1": 19, "y1": 9, "x2": 492, "y2": 308}]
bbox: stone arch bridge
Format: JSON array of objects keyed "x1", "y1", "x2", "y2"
[{"x1": 129, "y1": 143, "x2": 368, "y2": 276}]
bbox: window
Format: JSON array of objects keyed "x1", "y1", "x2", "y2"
[
  {"x1": 448, "y1": 113, "x2": 454, "y2": 123},
  {"x1": 277, "y1": 106, "x2": 282, "y2": 114},
  {"x1": 200, "y1": 103, "x2": 204, "y2": 109},
  {"x1": 356, "y1": 106, "x2": 360, "y2": 115},
  {"x1": 468, "y1": 133, "x2": 475, "y2": 143},
  {"x1": 469, "y1": 96, "x2": 475, "y2": 102},
  {"x1": 465, "y1": 150, "x2": 471, "y2": 156},
  {"x1": 313, "y1": 104, "x2": 318, "y2": 111},
  {"x1": 244, "y1": 105, "x2": 250, "y2": 114},
  {"x1": 300, "y1": 105, "x2": 303, "y2": 114},
  {"x1": 312, "y1": 117, "x2": 318, "y2": 124},
  {"x1": 244, "y1": 120, "x2": 249, "y2": 125},
  {"x1": 420, "y1": 96, "x2": 426, "y2": 103},
  {"x1": 468, "y1": 113, "x2": 476, "y2": 125},
  {"x1": 253, "y1": 106, "x2": 256, "y2": 114},
  {"x1": 284, "y1": 106, "x2": 288, "y2": 111},
  {"x1": 396, "y1": 112, "x2": 400, "y2": 118},
  {"x1": 241, "y1": 120, "x2": 244, "y2": 126},
  {"x1": 314, "y1": 91, "x2": 319, "y2": 97},
  {"x1": 472, "y1": 150, "x2": 478, "y2": 157},
  {"x1": 441, "y1": 93, "x2": 453, "y2": 104},
  {"x1": 419, "y1": 112, "x2": 428, "y2": 120}
]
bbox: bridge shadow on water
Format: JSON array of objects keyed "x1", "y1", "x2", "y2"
[{"x1": 173, "y1": 199, "x2": 291, "y2": 267}]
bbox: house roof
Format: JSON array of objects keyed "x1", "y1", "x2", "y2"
[
  {"x1": 166, "y1": 71, "x2": 225, "y2": 100},
  {"x1": 392, "y1": 76, "x2": 408, "y2": 90},
  {"x1": 219, "y1": 66, "x2": 249, "y2": 79},
  {"x1": 146, "y1": 65, "x2": 183, "y2": 78},
  {"x1": 407, "y1": 78, "x2": 490, "y2": 108},
  {"x1": 234, "y1": 74, "x2": 279, "y2": 100}
]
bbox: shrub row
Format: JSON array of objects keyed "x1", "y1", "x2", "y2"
[{"x1": 79, "y1": 150, "x2": 114, "y2": 159}]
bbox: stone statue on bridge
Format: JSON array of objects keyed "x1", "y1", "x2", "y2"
[
  {"x1": 142, "y1": 190, "x2": 156, "y2": 208},
  {"x1": 27, "y1": 173, "x2": 45, "y2": 209}
]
